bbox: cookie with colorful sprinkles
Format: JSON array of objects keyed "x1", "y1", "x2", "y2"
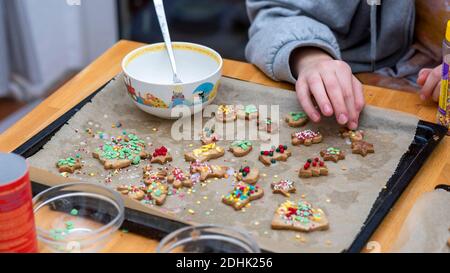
[
  {"x1": 320, "y1": 147, "x2": 345, "y2": 163},
  {"x1": 236, "y1": 166, "x2": 259, "y2": 184},
  {"x1": 222, "y1": 182, "x2": 264, "y2": 210},
  {"x1": 339, "y1": 127, "x2": 364, "y2": 142},
  {"x1": 284, "y1": 111, "x2": 308, "y2": 127},
  {"x1": 271, "y1": 200, "x2": 329, "y2": 232},
  {"x1": 200, "y1": 126, "x2": 219, "y2": 144},
  {"x1": 143, "y1": 164, "x2": 168, "y2": 182},
  {"x1": 237, "y1": 104, "x2": 259, "y2": 120},
  {"x1": 167, "y1": 167, "x2": 193, "y2": 189},
  {"x1": 258, "y1": 144, "x2": 292, "y2": 166},
  {"x1": 271, "y1": 180, "x2": 296, "y2": 197},
  {"x1": 184, "y1": 143, "x2": 225, "y2": 162},
  {"x1": 257, "y1": 117, "x2": 278, "y2": 133},
  {"x1": 229, "y1": 140, "x2": 253, "y2": 157},
  {"x1": 56, "y1": 156, "x2": 82, "y2": 173},
  {"x1": 299, "y1": 158, "x2": 328, "y2": 178},
  {"x1": 215, "y1": 104, "x2": 237, "y2": 122},
  {"x1": 190, "y1": 161, "x2": 229, "y2": 181},
  {"x1": 92, "y1": 133, "x2": 148, "y2": 169},
  {"x1": 141, "y1": 181, "x2": 169, "y2": 206},
  {"x1": 291, "y1": 129, "x2": 323, "y2": 146},
  {"x1": 150, "y1": 146, "x2": 172, "y2": 164}
]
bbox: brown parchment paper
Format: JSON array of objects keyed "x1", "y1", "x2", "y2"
[{"x1": 28, "y1": 74, "x2": 419, "y2": 252}]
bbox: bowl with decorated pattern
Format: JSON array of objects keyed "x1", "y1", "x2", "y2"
[{"x1": 122, "y1": 42, "x2": 223, "y2": 119}]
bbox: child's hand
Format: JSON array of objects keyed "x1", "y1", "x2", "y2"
[
  {"x1": 417, "y1": 65, "x2": 442, "y2": 102},
  {"x1": 292, "y1": 47, "x2": 365, "y2": 130}
]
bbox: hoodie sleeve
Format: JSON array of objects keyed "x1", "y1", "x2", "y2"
[{"x1": 245, "y1": 0, "x2": 342, "y2": 84}]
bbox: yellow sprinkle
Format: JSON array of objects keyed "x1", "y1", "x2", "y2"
[
  {"x1": 254, "y1": 221, "x2": 260, "y2": 226},
  {"x1": 203, "y1": 196, "x2": 208, "y2": 200},
  {"x1": 241, "y1": 208, "x2": 246, "y2": 212},
  {"x1": 295, "y1": 234, "x2": 301, "y2": 239},
  {"x1": 301, "y1": 194, "x2": 306, "y2": 199},
  {"x1": 273, "y1": 175, "x2": 278, "y2": 178},
  {"x1": 152, "y1": 128, "x2": 158, "y2": 131},
  {"x1": 196, "y1": 201, "x2": 201, "y2": 205},
  {"x1": 325, "y1": 240, "x2": 332, "y2": 246},
  {"x1": 326, "y1": 198, "x2": 331, "y2": 203},
  {"x1": 60, "y1": 172, "x2": 69, "y2": 177},
  {"x1": 89, "y1": 172, "x2": 95, "y2": 176},
  {"x1": 189, "y1": 144, "x2": 193, "y2": 147},
  {"x1": 188, "y1": 209, "x2": 195, "y2": 214},
  {"x1": 262, "y1": 173, "x2": 267, "y2": 177}
]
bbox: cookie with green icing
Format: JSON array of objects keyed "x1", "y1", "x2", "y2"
[
  {"x1": 284, "y1": 111, "x2": 308, "y2": 127},
  {"x1": 229, "y1": 140, "x2": 253, "y2": 157},
  {"x1": 56, "y1": 156, "x2": 82, "y2": 173},
  {"x1": 237, "y1": 104, "x2": 259, "y2": 120},
  {"x1": 92, "y1": 133, "x2": 148, "y2": 169}
]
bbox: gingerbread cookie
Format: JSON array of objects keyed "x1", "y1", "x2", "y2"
[
  {"x1": 339, "y1": 127, "x2": 364, "y2": 142},
  {"x1": 299, "y1": 158, "x2": 328, "y2": 178},
  {"x1": 142, "y1": 181, "x2": 169, "y2": 205},
  {"x1": 215, "y1": 105, "x2": 237, "y2": 122},
  {"x1": 285, "y1": 111, "x2": 308, "y2": 127},
  {"x1": 271, "y1": 180, "x2": 296, "y2": 197},
  {"x1": 150, "y1": 146, "x2": 172, "y2": 164},
  {"x1": 236, "y1": 166, "x2": 259, "y2": 184},
  {"x1": 271, "y1": 200, "x2": 329, "y2": 232},
  {"x1": 56, "y1": 156, "x2": 82, "y2": 173},
  {"x1": 222, "y1": 182, "x2": 264, "y2": 210},
  {"x1": 259, "y1": 145, "x2": 292, "y2": 166},
  {"x1": 237, "y1": 104, "x2": 259, "y2": 120},
  {"x1": 200, "y1": 126, "x2": 219, "y2": 144},
  {"x1": 229, "y1": 140, "x2": 253, "y2": 157},
  {"x1": 116, "y1": 185, "x2": 146, "y2": 201},
  {"x1": 190, "y1": 162, "x2": 228, "y2": 181},
  {"x1": 184, "y1": 143, "x2": 225, "y2": 162},
  {"x1": 291, "y1": 129, "x2": 323, "y2": 146},
  {"x1": 320, "y1": 147, "x2": 345, "y2": 163},
  {"x1": 167, "y1": 167, "x2": 193, "y2": 189},
  {"x1": 351, "y1": 140, "x2": 375, "y2": 157},
  {"x1": 93, "y1": 133, "x2": 148, "y2": 169},
  {"x1": 143, "y1": 164, "x2": 167, "y2": 182},
  {"x1": 257, "y1": 118, "x2": 278, "y2": 133}
]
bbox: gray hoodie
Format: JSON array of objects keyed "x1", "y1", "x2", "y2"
[{"x1": 245, "y1": 0, "x2": 416, "y2": 84}]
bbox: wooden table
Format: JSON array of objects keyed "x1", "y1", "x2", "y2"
[{"x1": 0, "y1": 40, "x2": 448, "y2": 253}]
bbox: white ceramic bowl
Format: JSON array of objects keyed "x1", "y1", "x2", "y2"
[{"x1": 122, "y1": 42, "x2": 223, "y2": 119}]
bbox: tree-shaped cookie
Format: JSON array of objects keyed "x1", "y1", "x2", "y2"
[
  {"x1": 215, "y1": 104, "x2": 237, "y2": 122},
  {"x1": 259, "y1": 145, "x2": 292, "y2": 166},
  {"x1": 339, "y1": 127, "x2": 364, "y2": 142},
  {"x1": 93, "y1": 133, "x2": 148, "y2": 169},
  {"x1": 222, "y1": 182, "x2": 264, "y2": 210},
  {"x1": 229, "y1": 140, "x2": 253, "y2": 157},
  {"x1": 236, "y1": 166, "x2": 259, "y2": 184},
  {"x1": 257, "y1": 117, "x2": 278, "y2": 133},
  {"x1": 271, "y1": 200, "x2": 329, "y2": 232},
  {"x1": 351, "y1": 140, "x2": 375, "y2": 157},
  {"x1": 150, "y1": 146, "x2": 172, "y2": 164},
  {"x1": 184, "y1": 143, "x2": 225, "y2": 162},
  {"x1": 299, "y1": 158, "x2": 328, "y2": 178},
  {"x1": 190, "y1": 162, "x2": 229, "y2": 181},
  {"x1": 291, "y1": 129, "x2": 323, "y2": 146},
  {"x1": 167, "y1": 167, "x2": 193, "y2": 189},
  {"x1": 200, "y1": 126, "x2": 219, "y2": 144},
  {"x1": 320, "y1": 147, "x2": 345, "y2": 163},
  {"x1": 271, "y1": 180, "x2": 296, "y2": 197},
  {"x1": 56, "y1": 156, "x2": 82, "y2": 173},
  {"x1": 285, "y1": 111, "x2": 308, "y2": 127},
  {"x1": 116, "y1": 185, "x2": 146, "y2": 201},
  {"x1": 237, "y1": 104, "x2": 259, "y2": 120}
]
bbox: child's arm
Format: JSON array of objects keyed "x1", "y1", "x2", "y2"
[
  {"x1": 417, "y1": 65, "x2": 443, "y2": 102},
  {"x1": 245, "y1": 0, "x2": 364, "y2": 129}
]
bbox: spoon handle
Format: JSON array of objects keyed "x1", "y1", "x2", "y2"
[{"x1": 153, "y1": 0, "x2": 181, "y2": 83}]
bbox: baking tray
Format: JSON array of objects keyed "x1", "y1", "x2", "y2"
[{"x1": 13, "y1": 78, "x2": 448, "y2": 253}]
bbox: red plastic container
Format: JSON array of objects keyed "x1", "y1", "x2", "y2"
[{"x1": 0, "y1": 153, "x2": 38, "y2": 253}]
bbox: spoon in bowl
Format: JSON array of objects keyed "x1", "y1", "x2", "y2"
[{"x1": 153, "y1": 0, "x2": 182, "y2": 84}]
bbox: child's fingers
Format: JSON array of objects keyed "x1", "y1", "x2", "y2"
[
  {"x1": 306, "y1": 73, "x2": 333, "y2": 116},
  {"x1": 335, "y1": 69, "x2": 358, "y2": 130},
  {"x1": 352, "y1": 76, "x2": 365, "y2": 113},
  {"x1": 320, "y1": 70, "x2": 348, "y2": 125},
  {"x1": 420, "y1": 67, "x2": 440, "y2": 100},
  {"x1": 295, "y1": 78, "x2": 321, "y2": 122},
  {"x1": 417, "y1": 68, "x2": 432, "y2": 86}
]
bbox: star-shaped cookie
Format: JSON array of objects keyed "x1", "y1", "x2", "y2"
[
  {"x1": 150, "y1": 146, "x2": 173, "y2": 164},
  {"x1": 167, "y1": 167, "x2": 193, "y2": 189},
  {"x1": 339, "y1": 127, "x2": 364, "y2": 142},
  {"x1": 56, "y1": 156, "x2": 82, "y2": 173},
  {"x1": 351, "y1": 140, "x2": 375, "y2": 157}
]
